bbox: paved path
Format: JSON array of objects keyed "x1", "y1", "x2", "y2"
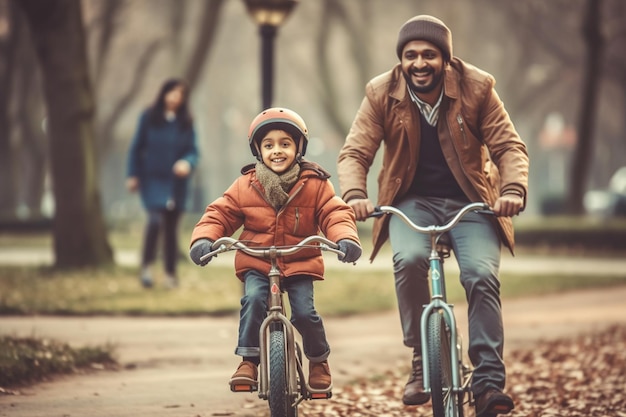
[{"x1": 2, "y1": 285, "x2": 626, "y2": 417}]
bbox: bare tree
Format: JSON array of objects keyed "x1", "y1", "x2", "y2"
[
  {"x1": 567, "y1": 0, "x2": 604, "y2": 214},
  {"x1": 85, "y1": 0, "x2": 165, "y2": 154},
  {"x1": 0, "y1": 0, "x2": 18, "y2": 220},
  {"x1": 90, "y1": 0, "x2": 125, "y2": 86},
  {"x1": 315, "y1": 0, "x2": 373, "y2": 137},
  {"x1": 13, "y1": 19, "x2": 47, "y2": 219},
  {"x1": 480, "y1": 0, "x2": 616, "y2": 213},
  {"x1": 183, "y1": 0, "x2": 226, "y2": 91},
  {"x1": 96, "y1": 38, "x2": 164, "y2": 154},
  {"x1": 92, "y1": 0, "x2": 225, "y2": 153},
  {"x1": 17, "y1": 0, "x2": 113, "y2": 268}
]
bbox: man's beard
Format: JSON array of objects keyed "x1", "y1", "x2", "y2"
[{"x1": 404, "y1": 68, "x2": 444, "y2": 94}]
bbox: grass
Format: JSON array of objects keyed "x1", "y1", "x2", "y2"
[
  {"x1": 1, "y1": 261, "x2": 626, "y2": 317},
  {"x1": 0, "y1": 335, "x2": 116, "y2": 388},
  {"x1": 0, "y1": 262, "x2": 396, "y2": 316}
]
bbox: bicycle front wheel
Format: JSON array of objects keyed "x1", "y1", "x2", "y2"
[
  {"x1": 427, "y1": 311, "x2": 463, "y2": 417},
  {"x1": 268, "y1": 326, "x2": 297, "y2": 417}
]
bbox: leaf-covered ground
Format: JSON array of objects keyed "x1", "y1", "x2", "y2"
[{"x1": 245, "y1": 324, "x2": 626, "y2": 417}]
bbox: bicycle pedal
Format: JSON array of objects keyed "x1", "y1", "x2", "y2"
[
  {"x1": 309, "y1": 391, "x2": 332, "y2": 400},
  {"x1": 230, "y1": 383, "x2": 257, "y2": 393}
]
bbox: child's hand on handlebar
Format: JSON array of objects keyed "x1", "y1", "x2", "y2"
[
  {"x1": 189, "y1": 239, "x2": 215, "y2": 266},
  {"x1": 337, "y1": 239, "x2": 362, "y2": 263}
]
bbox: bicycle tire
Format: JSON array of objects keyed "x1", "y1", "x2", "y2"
[
  {"x1": 427, "y1": 311, "x2": 463, "y2": 417},
  {"x1": 269, "y1": 328, "x2": 297, "y2": 417}
]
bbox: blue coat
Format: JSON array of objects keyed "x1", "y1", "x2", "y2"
[{"x1": 127, "y1": 110, "x2": 199, "y2": 210}]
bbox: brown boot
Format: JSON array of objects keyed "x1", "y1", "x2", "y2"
[
  {"x1": 229, "y1": 361, "x2": 258, "y2": 387},
  {"x1": 402, "y1": 355, "x2": 430, "y2": 405},
  {"x1": 475, "y1": 388, "x2": 514, "y2": 416},
  {"x1": 308, "y1": 360, "x2": 332, "y2": 389}
]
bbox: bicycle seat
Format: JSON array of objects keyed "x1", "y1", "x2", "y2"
[{"x1": 436, "y1": 233, "x2": 452, "y2": 258}]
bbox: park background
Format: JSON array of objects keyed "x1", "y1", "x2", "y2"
[
  {"x1": 1, "y1": 0, "x2": 625, "y2": 267},
  {"x1": 1, "y1": 3, "x2": 626, "y2": 416}
]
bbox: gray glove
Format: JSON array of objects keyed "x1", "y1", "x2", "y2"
[
  {"x1": 337, "y1": 239, "x2": 362, "y2": 263},
  {"x1": 189, "y1": 239, "x2": 214, "y2": 266}
]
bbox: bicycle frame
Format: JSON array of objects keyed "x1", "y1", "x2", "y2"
[
  {"x1": 201, "y1": 236, "x2": 344, "y2": 411},
  {"x1": 257, "y1": 257, "x2": 299, "y2": 402}
]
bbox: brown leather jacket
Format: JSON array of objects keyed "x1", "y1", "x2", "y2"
[
  {"x1": 337, "y1": 59, "x2": 529, "y2": 260},
  {"x1": 191, "y1": 161, "x2": 360, "y2": 280}
]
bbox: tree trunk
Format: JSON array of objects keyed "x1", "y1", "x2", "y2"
[
  {"x1": 183, "y1": 0, "x2": 226, "y2": 91},
  {"x1": 567, "y1": 0, "x2": 604, "y2": 214},
  {"x1": 13, "y1": 6, "x2": 47, "y2": 220},
  {"x1": 17, "y1": 0, "x2": 113, "y2": 268},
  {"x1": 0, "y1": 0, "x2": 19, "y2": 220},
  {"x1": 316, "y1": 0, "x2": 373, "y2": 138}
]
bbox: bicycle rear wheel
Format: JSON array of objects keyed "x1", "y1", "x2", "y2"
[
  {"x1": 427, "y1": 311, "x2": 463, "y2": 417},
  {"x1": 269, "y1": 326, "x2": 297, "y2": 417}
]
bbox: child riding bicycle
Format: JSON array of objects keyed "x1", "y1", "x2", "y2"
[{"x1": 189, "y1": 107, "x2": 362, "y2": 391}]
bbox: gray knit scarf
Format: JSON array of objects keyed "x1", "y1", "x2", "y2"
[{"x1": 255, "y1": 161, "x2": 301, "y2": 210}]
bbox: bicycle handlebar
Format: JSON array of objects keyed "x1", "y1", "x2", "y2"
[
  {"x1": 370, "y1": 202, "x2": 493, "y2": 235},
  {"x1": 199, "y1": 235, "x2": 344, "y2": 263}
]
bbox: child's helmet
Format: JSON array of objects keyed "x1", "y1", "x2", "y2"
[{"x1": 248, "y1": 107, "x2": 309, "y2": 161}]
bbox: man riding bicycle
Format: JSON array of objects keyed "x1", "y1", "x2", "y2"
[{"x1": 337, "y1": 15, "x2": 529, "y2": 417}]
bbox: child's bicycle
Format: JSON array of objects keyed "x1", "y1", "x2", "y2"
[
  {"x1": 200, "y1": 235, "x2": 345, "y2": 417},
  {"x1": 371, "y1": 202, "x2": 493, "y2": 417}
]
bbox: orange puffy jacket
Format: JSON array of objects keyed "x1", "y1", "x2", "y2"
[{"x1": 190, "y1": 161, "x2": 360, "y2": 281}]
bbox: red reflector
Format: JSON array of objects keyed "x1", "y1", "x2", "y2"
[
  {"x1": 233, "y1": 384, "x2": 253, "y2": 391},
  {"x1": 310, "y1": 392, "x2": 330, "y2": 399}
]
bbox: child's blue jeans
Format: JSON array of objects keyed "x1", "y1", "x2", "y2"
[{"x1": 235, "y1": 270, "x2": 330, "y2": 362}]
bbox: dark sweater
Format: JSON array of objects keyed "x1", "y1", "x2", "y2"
[{"x1": 409, "y1": 112, "x2": 467, "y2": 199}]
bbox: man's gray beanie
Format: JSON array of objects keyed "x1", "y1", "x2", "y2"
[{"x1": 396, "y1": 15, "x2": 452, "y2": 61}]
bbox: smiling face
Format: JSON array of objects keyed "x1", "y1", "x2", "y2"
[
  {"x1": 259, "y1": 130, "x2": 297, "y2": 174},
  {"x1": 401, "y1": 39, "x2": 445, "y2": 104}
]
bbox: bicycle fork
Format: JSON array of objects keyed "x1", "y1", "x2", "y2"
[{"x1": 420, "y1": 303, "x2": 463, "y2": 392}]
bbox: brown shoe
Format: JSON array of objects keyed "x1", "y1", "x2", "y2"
[
  {"x1": 475, "y1": 388, "x2": 514, "y2": 416},
  {"x1": 229, "y1": 361, "x2": 258, "y2": 387},
  {"x1": 309, "y1": 360, "x2": 332, "y2": 389},
  {"x1": 402, "y1": 356, "x2": 430, "y2": 405}
]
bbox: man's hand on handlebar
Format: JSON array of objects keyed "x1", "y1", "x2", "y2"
[
  {"x1": 347, "y1": 198, "x2": 375, "y2": 222},
  {"x1": 492, "y1": 194, "x2": 523, "y2": 217},
  {"x1": 189, "y1": 239, "x2": 215, "y2": 266}
]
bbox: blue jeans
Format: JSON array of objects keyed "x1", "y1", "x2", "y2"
[
  {"x1": 388, "y1": 195, "x2": 505, "y2": 396},
  {"x1": 235, "y1": 270, "x2": 330, "y2": 362}
]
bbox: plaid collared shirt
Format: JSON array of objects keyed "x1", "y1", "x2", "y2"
[{"x1": 407, "y1": 87, "x2": 444, "y2": 127}]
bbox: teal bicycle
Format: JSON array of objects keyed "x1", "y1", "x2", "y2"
[{"x1": 372, "y1": 202, "x2": 493, "y2": 417}]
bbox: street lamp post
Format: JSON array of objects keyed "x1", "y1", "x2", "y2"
[{"x1": 243, "y1": 0, "x2": 298, "y2": 110}]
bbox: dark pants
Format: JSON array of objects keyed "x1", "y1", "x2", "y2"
[
  {"x1": 141, "y1": 208, "x2": 182, "y2": 275},
  {"x1": 388, "y1": 195, "x2": 505, "y2": 396}
]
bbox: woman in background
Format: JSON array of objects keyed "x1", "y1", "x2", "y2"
[{"x1": 126, "y1": 78, "x2": 199, "y2": 289}]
